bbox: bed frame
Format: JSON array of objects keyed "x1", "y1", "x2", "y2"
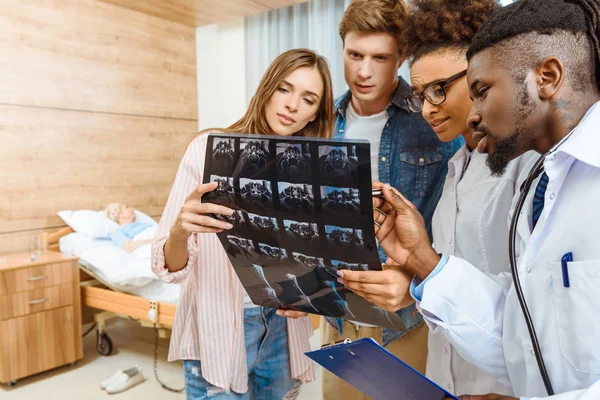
[
  {"x1": 42, "y1": 227, "x2": 321, "y2": 349},
  {"x1": 41, "y1": 227, "x2": 175, "y2": 355}
]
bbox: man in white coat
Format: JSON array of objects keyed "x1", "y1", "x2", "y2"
[{"x1": 338, "y1": 0, "x2": 600, "y2": 399}]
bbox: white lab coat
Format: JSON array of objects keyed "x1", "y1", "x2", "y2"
[
  {"x1": 428, "y1": 145, "x2": 536, "y2": 395},
  {"x1": 417, "y1": 102, "x2": 600, "y2": 399}
]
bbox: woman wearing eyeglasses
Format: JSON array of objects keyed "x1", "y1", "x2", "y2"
[{"x1": 400, "y1": 0, "x2": 536, "y2": 396}]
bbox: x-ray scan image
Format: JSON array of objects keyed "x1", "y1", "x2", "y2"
[
  {"x1": 318, "y1": 145, "x2": 359, "y2": 186},
  {"x1": 202, "y1": 134, "x2": 403, "y2": 329},
  {"x1": 276, "y1": 143, "x2": 311, "y2": 183},
  {"x1": 235, "y1": 139, "x2": 272, "y2": 179},
  {"x1": 211, "y1": 138, "x2": 235, "y2": 176},
  {"x1": 247, "y1": 212, "x2": 280, "y2": 243},
  {"x1": 320, "y1": 186, "x2": 360, "y2": 215},
  {"x1": 278, "y1": 182, "x2": 314, "y2": 213},
  {"x1": 292, "y1": 252, "x2": 325, "y2": 269},
  {"x1": 248, "y1": 213, "x2": 278, "y2": 234},
  {"x1": 280, "y1": 273, "x2": 319, "y2": 312},
  {"x1": 226, "y1": 235, "x2": 259, "y2": 262},
  {"x1": 205, "y1": 175, "x2": 236, "y2": 208},
  {"x1": 330, "y1": 260, "x2": 369, "y2": 272},
  {"x1": 258, "y1": 243, "x2": 288, "y2": 262},
  {"x1": 210, "y1": 175, "x2": 234, "y2": 192},
  {"x1": 283, "y1": 219, "x2": 320, "y2": 253},
  {"x1": 240, "y1": 178, "x2": 272, "y2": 209},
  {"x1": 283, "y1": 220, "x2": 318, "y2": 242},
  {"x1": 214, "y1": 210, "x2": 246, "y2": 234},
  {"x1": 325, "y1": 225, "x2": 364, "y2": 248},
  {"x1": 315, "y1": 282, "x2": 356, "y2": 319},
  {"x1": 292, "y1": 281, "x2": 347, "y2": 317},
  {"x1": 247, "y1": 264, "x2": 285, "y2": 308}
]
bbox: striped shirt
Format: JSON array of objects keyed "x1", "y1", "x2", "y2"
[{"x1": 151, "y1": 133, "x2": 315, "y2": 394}]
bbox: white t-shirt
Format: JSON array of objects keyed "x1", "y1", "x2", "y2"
[
  {"x1": 344, "y1": 102, "x2": 388, "y2": 182},
  {"x1": 344, "y1": 101, "x2": 389, "y2": 328},
  {"x1": 244, "y1": 290, "x2": 258, "y2": 308}
]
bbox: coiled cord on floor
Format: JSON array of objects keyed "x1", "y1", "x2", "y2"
[
  {"x1": 82, "y1": 322, "x2": 97, "y2": 337},
  {"x1": 153, "y1": 325, "x2": 185, "y2": 393}
]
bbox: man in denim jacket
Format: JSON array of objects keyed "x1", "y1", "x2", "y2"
[{"x1": 320, "y1": 1, "x2": 463, "y2": 399}]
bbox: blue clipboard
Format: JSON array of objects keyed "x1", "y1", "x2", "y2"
[{"x1": 306, "y1": 338, "x2": 458, "y2": 400}]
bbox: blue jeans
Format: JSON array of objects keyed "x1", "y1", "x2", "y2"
[{"x1": 183, "y1": 307, "x2": 302, "y2": 399}]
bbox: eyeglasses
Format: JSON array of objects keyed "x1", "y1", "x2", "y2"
[{"x1": 405, "y1": 70, "x2": 467, "y2": 113}]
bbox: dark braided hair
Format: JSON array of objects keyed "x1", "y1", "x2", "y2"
[
  {"x1": 400, "y1": 0, "x2": 500, "y2": 64},
  {"x1": 467, "y1": 0, "x2": 600, "y2": 91}
]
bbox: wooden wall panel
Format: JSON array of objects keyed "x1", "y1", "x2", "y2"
[
  {"x1": 0, "y1": 0, "x2": 198, "y2": 255},
  {"x1": 0, "y1": 230, "x2": 49, "y2": 256},
  {"x1": 0, "y1": 0, "x2": 197, "y2": 120},
  {"x1": 100, "y1": 0, "x2": 311, "y2": 27},
  {"x1": 0, "y1": 105, "x2": 197, "y2": 235}
]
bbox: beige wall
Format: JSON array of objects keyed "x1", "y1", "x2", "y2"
[
  {"x1": 0, "y1": 0, "x2": 198, "y2": 253},
  {"x1": 196, "y1": 18, "x2": 247, "y2": 131}
]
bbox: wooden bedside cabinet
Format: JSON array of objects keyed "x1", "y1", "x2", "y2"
[{"x1": 0, "y1": 251, "x2": 83, "y2": 386}]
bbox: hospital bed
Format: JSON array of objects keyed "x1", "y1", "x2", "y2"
[{"x1": 42, "y1": 226, "x2": 179, "y2": 356}]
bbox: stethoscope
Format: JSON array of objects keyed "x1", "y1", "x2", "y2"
[
  {"x1": 509, "y1": 128, "x2": 575, "y2": 396},
  {"x1": 372, "y1": 127, "x2": 577, "y2": 395}
]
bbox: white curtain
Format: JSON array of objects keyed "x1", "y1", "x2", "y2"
[{"x1": 245, "y1": 0, "x2": 353, "y2": 102}]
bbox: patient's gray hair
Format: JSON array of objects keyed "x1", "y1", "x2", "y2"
[{"x1": 105, "y1": 202, "x2": 124, "y2": 222}]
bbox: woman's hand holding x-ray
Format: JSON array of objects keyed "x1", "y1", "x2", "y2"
[
  {"x1": 164, "y1": 182, "x2": 236, "y2": 272},
  {"x1": 171, "y1": 182, "x2": 236, "y2": 238}
]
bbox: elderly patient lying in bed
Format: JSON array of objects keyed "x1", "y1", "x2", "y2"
[{"x1": 105, "y1": 203, "x2": 154, "y2": 253}]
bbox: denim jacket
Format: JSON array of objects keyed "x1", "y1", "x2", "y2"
[{"x1": 327, "y1": 77, "x2": 464, "y2": 346}]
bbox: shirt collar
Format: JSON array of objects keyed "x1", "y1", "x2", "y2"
[
  {"x1": 446, "y1": 144, "x2": 470, "y2": 175},
  {"x1": 552, "y1": 101, "x2": 600, "y2": 168},
  {"x1": 335, "y1": 76, "x2": 412, "y2": 117}
]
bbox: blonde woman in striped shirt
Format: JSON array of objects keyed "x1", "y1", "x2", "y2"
[{"x1": 152, "y1": 49, "x2": 335, "y2": 400}]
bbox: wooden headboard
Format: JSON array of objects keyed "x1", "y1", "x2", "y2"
[
  {"x1": 0, "y1": 0, "x2": 198, "y2": 254},
  {"x1": 41, "y1": 227, "x2": 75, "y2": 253}
]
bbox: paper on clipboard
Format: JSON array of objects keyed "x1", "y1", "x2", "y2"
[{"x1": 306, "y1": 338, "x2": 459, "y2": 400}]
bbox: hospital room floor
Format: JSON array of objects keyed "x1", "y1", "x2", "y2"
[{"x1": 0, "y1": 318, "x2": 323, "y2": 399}]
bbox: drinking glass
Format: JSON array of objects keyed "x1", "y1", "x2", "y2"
[{"x1": 29, "y1": 235, "x2": 42, "y2": 259}]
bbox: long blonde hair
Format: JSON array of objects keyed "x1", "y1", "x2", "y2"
[{"x1": 201, "y1": 49, "x2": 334, "y2": 138}]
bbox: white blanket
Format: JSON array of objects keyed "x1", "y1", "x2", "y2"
[
  {"x1": 60, "y1": 229, "x2": 157, "y2": 289},
  {"x1": 133, "y1": 225, "x2": 158, "y2": 242}
]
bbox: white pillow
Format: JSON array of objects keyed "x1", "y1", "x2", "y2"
[
  {"x1": 57, "y1": 210, "x2": 119, "y2": 239},
  {"x1": 57, "y1": 209, "x2": 158, "y2": 239},
  {"x1": 134, "y1": 210, "x2": 158, "y2": 226}
]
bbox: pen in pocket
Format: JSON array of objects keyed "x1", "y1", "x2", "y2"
[{"x1": 560, "y1": 252, "x2": 572, "y2": 288}]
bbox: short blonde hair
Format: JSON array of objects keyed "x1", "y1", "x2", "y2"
[
  {"x1": 339, "y1": 0, "x2": 408, "y2": 54},
  {"x1": 105, "y1": 203, "x2": 124, "y2": 222}
]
